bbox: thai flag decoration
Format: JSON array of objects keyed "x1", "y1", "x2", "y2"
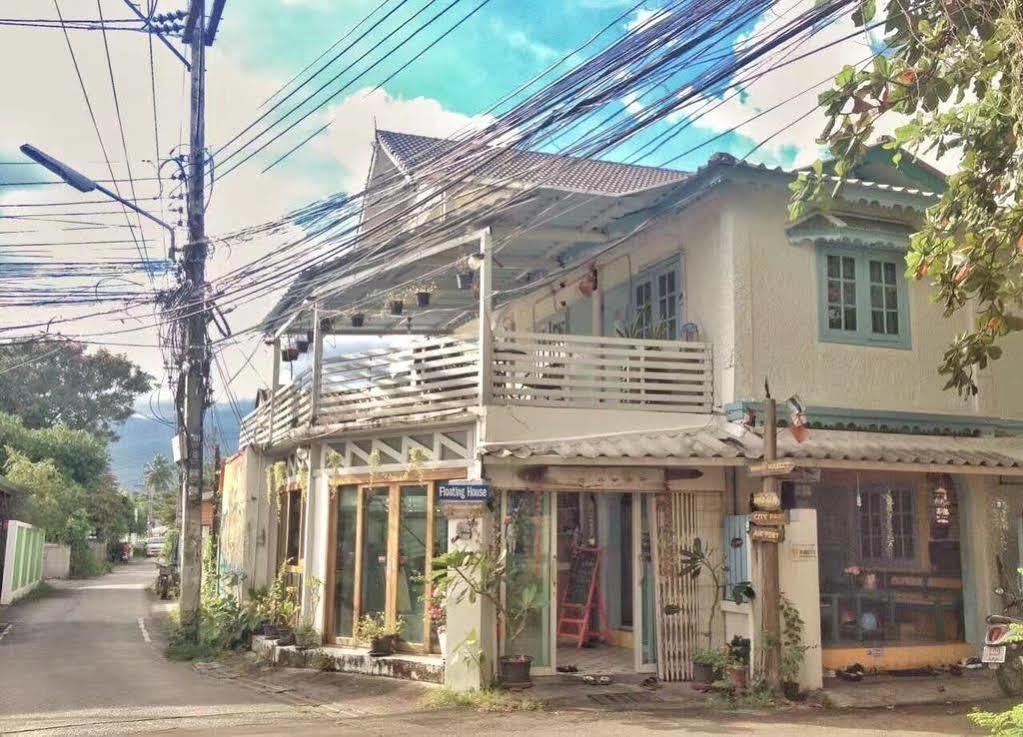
[{"x1": 787, "y1": 394, "x2": 809, "y2": 443}]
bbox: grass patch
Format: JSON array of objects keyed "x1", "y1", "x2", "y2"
[
  {"x1": 421, "y1": 687, "x2": 542, "y2": 713},
  {"x1": 13, "y1": 582, "x2": 55, "y2": 605}
]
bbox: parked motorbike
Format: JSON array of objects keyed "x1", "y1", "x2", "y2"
[
  {"x1": 983, "y1": 569, "x2": 1023, "y2": 697},
  {"x1": 155, "y1": 564, "x2": 178, "y2": 600}
]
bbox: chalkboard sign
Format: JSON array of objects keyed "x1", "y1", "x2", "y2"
[{"x1": 564, "y1": 547, "x2": 600, "y2": 606}]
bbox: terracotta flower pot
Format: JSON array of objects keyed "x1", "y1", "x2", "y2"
[
  {"x1": 726, "y1": 665, "x2": 748, "y2": 690},
  {"x1": 692, "y1": 663, "x2": 720, "y2": 684}
]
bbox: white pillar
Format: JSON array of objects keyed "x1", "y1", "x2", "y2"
[
  {"x1": 778, "y1": 508, "x2": 823, "y2": 690},
  {"x1": 309, "y1": 303, "x2": 324, "y2": 425},
  {"x1": 478, "y1": 228, "x2": 493, "y2": 406},
  {"x1": 444, "y1": 509, "x2": 497, "y2": 691}
]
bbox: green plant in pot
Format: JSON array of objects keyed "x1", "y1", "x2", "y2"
[
  {"x1": 250, "y1": 559, "x2": 299, "y2": 643},
  {"x1": 778, "y1": 596, "x2": 810, "y2": 700},
  {"x1": 725, "y1": 635, "x2": 751, "y2": 690},
  {"x1": 692, "y1": 647, "x2": 728, "y2": 684},
  {"x1": 356, "y1": 612, "x2": 404, "y2": 656},
  {"x1": 669, "y1": 538, "x2": 728, "y2": 683},
  {"x1": 431, "y1": 508, "x2": 547, "y2": 687}
]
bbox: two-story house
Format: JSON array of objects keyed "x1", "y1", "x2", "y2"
[{"x1": 222, "y1": 129, "x2": 1023, "y2": 692}]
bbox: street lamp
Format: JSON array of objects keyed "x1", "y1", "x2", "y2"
[{"x1": 19, "y1": 143, "x2": 177, "y2": 258}]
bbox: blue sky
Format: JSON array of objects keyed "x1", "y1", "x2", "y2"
[{"x1": 0, "y1": 0, "x2": 872, "y2": 399}]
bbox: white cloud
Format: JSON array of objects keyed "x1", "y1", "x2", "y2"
[
  {"x1": 0, "y1": 0, "x2": 491, "y2": 402},
  {"x1": 491, "y1": 19, "x2": 563, "y2": 64},
  {"x1": 627, "y1": 8, "x2": 668, "y2": 32},
  {"x1": 678, "y1": 0, "x2": 880, "y2": 167},
  {"x1": 314, "y1": 87, "x2": 493, "y2": 192}
]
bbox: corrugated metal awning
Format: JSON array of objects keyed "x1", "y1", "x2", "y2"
[
  {"x1": 481, "y1": 422, "x2": 1023, "y2": 473},
  {"x1": 483, "y1": 425, "x2": 743, "y2": 462},
  {"x1": 768, "y1": 429, "x2": 1023, "y2": 469}
]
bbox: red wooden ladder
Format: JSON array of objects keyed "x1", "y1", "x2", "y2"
[{"x1": 557, "y1": 547, "x2": 611, "y2": 648}]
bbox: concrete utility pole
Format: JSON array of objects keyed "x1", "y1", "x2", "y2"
[{"x1": 177, "y1": 0, "x2": 210, "y2": 634}]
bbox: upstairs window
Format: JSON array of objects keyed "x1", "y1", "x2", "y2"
[
  {"x1": 634, "y1": 257, "x2": 682, "y2": 339},
  {"x1": 818, "y1": 247, "x2": 910, "y2": 348}
]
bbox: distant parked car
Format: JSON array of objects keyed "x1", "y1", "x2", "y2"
[{"x1": 145, "y1": 538, "x2": 165, "y2": 558}]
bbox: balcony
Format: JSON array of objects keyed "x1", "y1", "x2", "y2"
[{"x1": 239, "y1": 332, "x2": 713, "y2": 448}]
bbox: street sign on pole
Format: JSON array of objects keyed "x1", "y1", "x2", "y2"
[
  {"x1": 750, "y1": 510, "x2": 788, "y2": 527},
  {"x1": 749, "y1": 460, "x2": 796, "y2": 477},
  {"x1": 750, "y1": 526, "x2": 785, "y2": 544}
]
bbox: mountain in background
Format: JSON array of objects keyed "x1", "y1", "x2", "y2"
[{"x1": 110, "y1": 400, "x2": 251, "y2": 491}]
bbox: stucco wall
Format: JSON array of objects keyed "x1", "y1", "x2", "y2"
[
  {"x1": 483, "y1": 179, "x2": 1023, "y2": 419},
  {"x1": 726, "y1": 183, "x2": 1023, "y2": 418}
]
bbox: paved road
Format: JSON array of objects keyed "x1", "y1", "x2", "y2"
[
  {"x1": 0, "y1": 560, "x2": 990, "y2": 736},
  {"x1": 0, "y1": 559, "x2": 311, "y2": 736}
]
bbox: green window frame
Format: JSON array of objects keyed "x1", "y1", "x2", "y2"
[{"x1": 817, "y1": 245, "x2": 911, "y2": 349}]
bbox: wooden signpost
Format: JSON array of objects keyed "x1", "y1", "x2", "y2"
[
  {"x1": 750, "y1": 510, "x2": 787, "y2": 527},
  {"x1": 750, "y1": 525, "x2": 785, "y2": 544},
  {"x1": 749, "y1": 460, "x2": 796, "y2": 477}
]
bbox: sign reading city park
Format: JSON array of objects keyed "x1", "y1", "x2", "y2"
[
  {"x1": 437, "y1": 480, "x2": 492, "y2": 503},
  {"x1": 750, "y1": 510, "x2": 787, "y2": 527}
]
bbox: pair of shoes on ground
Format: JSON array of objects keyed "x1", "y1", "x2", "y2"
[{"x1": 582, "y1": 674, "x2": 612, "y2": 685}]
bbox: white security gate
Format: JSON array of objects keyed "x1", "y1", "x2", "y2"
[{"x1": 653, "y1": 490, "x2": 723, "y2": 681}]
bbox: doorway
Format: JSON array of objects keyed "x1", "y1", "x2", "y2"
[{"x1": 500, "y1": 490, "x2": 657, "y2": 676}]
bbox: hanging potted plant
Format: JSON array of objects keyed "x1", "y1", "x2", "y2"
[
  {"x1": 295, "y1": 337, "x2": 309, "y2": 353},
  {"x1": 431, "y1": 507, "x2": 548, "y2": 688},
  {"x1": 408, "y1": 281, "x2": 435, "y2": 308},
  {"x1": 454, "y1": 256, "x2": 476, "y2": 290},
  {"x1": 281, "y1": 346, "x2": 299, "y2": 362},
  {"x1": 350, "y1": 313, "x2": 365, "y2": 328},
  {"x1": 388, "y1": 299, "x2": 404, "y2": 316},
  {"x1": 356, "y1": 613, "x2": 404, "y2": 656}
]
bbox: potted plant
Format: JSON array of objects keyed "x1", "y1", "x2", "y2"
[
  {"x1": 295, "y1": 337, "x2": 309, "y2": 353},
  {"x1": 356, "y1": 613, "x2": 404, "y2": 656},
  {"x1": 295, "y1": 623, "x2": 320, "y2": 650},
  {"x1": 251, "y1": 559, "x2": 299, "y2": 643},
  {"x1": 779, "y1": 596, "x2": 811, "y2": 700},
  {"x1": 725, "y1": 635, "x2": 751, "y2": 690},
  {"x1": 669, "y1": 539, "x2": 728, "y2": 680},
  {"x1": 431, "y1": 509, "x2": 548, "y2": 687},
  {"x1": 427, "y1": 591, "x2": 447, "y2": 656},
  {"x1": 388, "y1": 299, "x2": 404, "y2": 316},
  {"x1": 281, "y1": 346, "x2": 299, "y2": 362},
  {"x1": 692, "y1": 647, "x2": 727, "y2": 684},
  {"x1": 350, "y1": 313, "x2": 365, "y2": 328},
  {"x1": 455, "y1": 267, "x2": 474, "y2": 290}
]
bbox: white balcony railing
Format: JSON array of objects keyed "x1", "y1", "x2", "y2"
[{"x1": 239, "y1": 332, "x2": 712, "y2": 447}]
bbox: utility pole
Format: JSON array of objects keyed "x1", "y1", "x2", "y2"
[{"x1": 177, "y1": 0, "x2": 210, "y2": 636}]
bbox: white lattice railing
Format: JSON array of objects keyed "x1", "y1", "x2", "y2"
[{"x1": 239, "y1": 332, "x2": 712, "y2": 447}]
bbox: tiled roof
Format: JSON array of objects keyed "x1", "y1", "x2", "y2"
[
  {"x1": 482, "y1": 423, "x2": 1023, "y2": 469},
  {"x1": 768, "y1": 429, "x2": 1023, "y2": 468},
  {"x1": 482, "y1": 426, "x2": 743, "y2": 461},
  {"x1": 376, "y1": 130, "x2": 689, "y2": 196}
]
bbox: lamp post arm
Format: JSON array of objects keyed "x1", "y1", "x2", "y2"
[{"x1": 94, "y1": 181, "x2": 177, "y2": 257}]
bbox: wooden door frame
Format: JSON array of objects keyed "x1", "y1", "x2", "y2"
[{"x1": 323, "y1": 468, "x2": 465, "y2": 653}]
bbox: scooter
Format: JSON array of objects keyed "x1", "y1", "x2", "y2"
[
  {"x1": 983, "y1": 612, "x2": 1023, "y2": 696},
  {"x1": 983, "y1": 563, "x2": 1023, "y2": 697}
]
